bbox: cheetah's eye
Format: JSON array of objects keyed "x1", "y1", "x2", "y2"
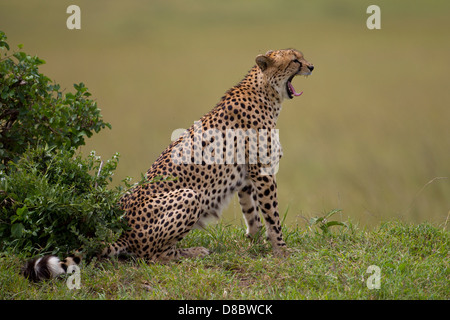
[{"x1": 293, "y1": 59, "x2": 302, "y2": 67}]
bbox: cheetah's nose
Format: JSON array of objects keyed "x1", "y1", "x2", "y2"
[{"x1": 307, "y1": 65, "x2": 314, "y2": 72}]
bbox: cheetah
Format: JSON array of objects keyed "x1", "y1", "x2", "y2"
[
  {"x1": 23, "y1": 49, "x2": 313, "y2": 280},
  {"x1": 106, "y1": 48, "x2": 314, "y2": 260}
]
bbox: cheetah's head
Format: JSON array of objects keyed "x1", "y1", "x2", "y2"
[{"x1": 255, "y1": 49, "x2": 314, "y2": 100}]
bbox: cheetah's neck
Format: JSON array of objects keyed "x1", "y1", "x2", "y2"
[{"x1": 235, "y1": 66, "x2": 284, "y2": 125}]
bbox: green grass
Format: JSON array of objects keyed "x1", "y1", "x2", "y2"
[{"x1": 1, "y1": 221, "x2": 448, "y2": 300}]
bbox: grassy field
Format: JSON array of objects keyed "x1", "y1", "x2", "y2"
[
  {"x1": 1, "y1": 1, "x2": 449, "y2": 228},
  {"x1": 1, "y1": 221, "x2": 448, "y2": 300}
]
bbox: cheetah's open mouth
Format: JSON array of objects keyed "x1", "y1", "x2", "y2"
[{"x1": 286, "y1": 75, "x2": 303, "y2": 99}]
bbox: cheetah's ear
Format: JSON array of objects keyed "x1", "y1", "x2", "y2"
[{"x1": 255, "y1": 54, "x2": 273, "y2": 72}]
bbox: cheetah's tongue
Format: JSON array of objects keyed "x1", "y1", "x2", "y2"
[{"x1": 288, "y1": 81, "x2": 303, "y2": 97}]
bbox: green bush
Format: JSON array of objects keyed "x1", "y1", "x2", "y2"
[
  {"x1": 0, "y1": 146, "x2": 128, "y2": 257},
  {"x1": 0, "y1": 30, "x2": 110, "y2": 169},
  {"x1": 0, "y1": 31, "x2": 128, "y2": 257}
]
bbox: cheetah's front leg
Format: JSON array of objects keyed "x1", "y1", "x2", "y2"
[
  {"x1": 238, "y1": 180, "x2": 263, "y2": 239},
  {"x1": 252, "y1": 175, "x2": 288, "y2": 256}
]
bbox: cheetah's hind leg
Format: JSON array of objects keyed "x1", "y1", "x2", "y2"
[
  {"x1": 145, "y1": 188, "x2": 210, "y2": 262},
  {"x1": 100, "y1": 234, "x2": 130, "y2": 259},
  {"x1": 157, "y1": 246, "x2": 210, "y2": 263}
]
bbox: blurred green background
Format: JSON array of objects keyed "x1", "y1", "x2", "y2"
[{"x1": 1, "y1": 0, "x2": 449, "y2": 228}]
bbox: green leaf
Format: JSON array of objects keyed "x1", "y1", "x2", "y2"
[
  {"x1": 323, "y1": 221, "x2": 347, "y2": 229},
  {"x1": 309, "y1": 217, "x2": 321, "y2": 225},
  {"x1": 11, "y1": 223, "x2": 25, "y2": 238},
  {"x1": 324, "y1": 209, "x2": 342, "y2": 219},
  {"x1": 0, "y1": 41, "x2": 9, "y2": 50},
  {"x1": 16, "y1": 205, "x2": 28, "y2": 220}
]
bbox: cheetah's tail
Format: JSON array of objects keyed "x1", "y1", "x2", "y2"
[{"x1": 21, "y1": 254, "x2": 81, "y2": 282}]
